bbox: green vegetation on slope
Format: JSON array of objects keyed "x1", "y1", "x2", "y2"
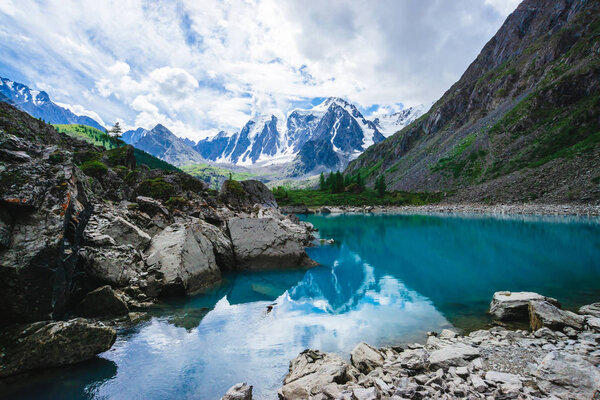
[
  {"x1": 54, "y1": 123, "x2": 180, "y2": 172},
  {"x1": 272, "y1": 187, "x2": 444, "y2": 207},
  {"x1": 182, "y1": 163, "x2": 256, "y2": 189}
]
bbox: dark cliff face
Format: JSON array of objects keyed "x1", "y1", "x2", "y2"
[{"x1": 347, "y1": 0, "x2": 600, "y2": 204}]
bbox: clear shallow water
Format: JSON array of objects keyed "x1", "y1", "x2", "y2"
[{"x1": 2, "y1": 213, "x2": 600, "y2": 400}]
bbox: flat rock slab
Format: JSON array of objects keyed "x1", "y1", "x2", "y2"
[
  {"x1": 428, "y1": 343, "x2": 480, "y2": 368},
  {"x1": 489, "y1": 291, "x2": 560, "y2": 321}
]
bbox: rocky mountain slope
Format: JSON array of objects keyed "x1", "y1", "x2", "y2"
[
  {"x1": 121, "y1": 123, "x2": 206, "y2": 166},
  {"x1": 346, "y1": 0, "x2": 600, "y2": 204},
  {"x1": 0, "y1": 101, "x2": 315, "y2": 376},
  {"x1": 0, "y1": 77, "x2": 105, "y2": 131}
]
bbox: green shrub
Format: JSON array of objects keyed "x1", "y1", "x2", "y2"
[
  {"x1": 137, "y1": 177, "x2": 175, "y2": 200},
  {"x1": 74, "y1": 150, "x2": 102, "y2": 164},
  {"x1": 223, "y1": 179, "x2": 246, "y2": 198},
  {"x1": 80, "y1": 160, "x2": 108, "y2": 178},
  {"x1": 166, "y1": 196, "x2": 190, "y2": 211}
]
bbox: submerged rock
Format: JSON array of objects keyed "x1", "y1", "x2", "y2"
[
  {"x1": 489, "y1": 291, "x2": 560, "y2": 321},
  {"x1": 221, "y1": 382, "x2": 252, "y2": 400},
  {"x1": 0, "y1": 318, "x2": 116, "y2": 377}
]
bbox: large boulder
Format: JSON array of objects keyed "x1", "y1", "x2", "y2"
[
  {"x1": 198, "y1": 220, "x2": 236, "y2": 271},
  {"x1": 77, "y1": 285, "x2": 129, "y2": 317},
  {"x1": 221, "y1": 382, "x2": 252, "y2": 400},
  {"x1": 0, "y1": 318, "x2": 116, "y2": 377},
  {"x1": 219, "y1": 179, "x2": 277, "y2": 210},
  {"x1": 529, "y1": 300, "x2": 585, "y2": 331},
  {"x1": 534, "y1": 351, "x2": 600, "y2": 399},
  {"x1": 81, "y1": 245, "x2": 144, "y2": 286},
  {"x1": 86, "y1": 214, "x2": 151, "y2": 251},
  {"x1": 278, "y1": 350, "x2": 357, "y2": 400},
  {"x1": 145, "y1": 222, "x2": 221, "y2": 295},
  {"x1": 489, "y1": 291, "x2": 560, "y2": 321},
  {"x1": 228, "y1": 217, "x2": 315, "y2": 270},
  {"x1": 351, "y1": 342, "x2": 384, "y2": 374}
]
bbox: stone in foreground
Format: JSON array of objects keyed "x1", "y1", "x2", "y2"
[
  {"x1": 534, "y1": 351, "x2": 600, "y2": 399},
  {"x1": 350, "y1": 342, "x2": 384, "y2": 374},
  {"x1": 278, "y1": 350, "x2": 357, "y2": 400},
  {"x1": 489, "y1": 291, "x2": 560, "y2": 321},
  {"x1": 0, "y1": 318, "x2": 116, "y2": 377},
  {"x1": 221, "y1": 382, "x2": 252, "y2": 400}
]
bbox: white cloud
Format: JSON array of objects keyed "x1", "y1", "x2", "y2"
[
  {"x1": 55, "y1": 101, "x2": 107, "y2": 127},
  {"x1": 0, "y1": 0, "x2": 520, "y2": 140}
]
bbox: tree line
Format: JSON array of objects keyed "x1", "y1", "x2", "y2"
[{"x1": 319, "y1": 170, "x2": 387, "y2": 197}]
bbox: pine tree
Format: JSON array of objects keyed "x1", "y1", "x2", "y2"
[
  {"x1": 334, "y1": 171, "x2": 344, "y2": 193},
  {"x1": 375, "y1": 175, "x2": 387, "y2": 197},
  {"x1": 319, "y1": 172, "x2": 326, "y2": 191}
]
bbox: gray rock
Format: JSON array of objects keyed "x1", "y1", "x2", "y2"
[
  {"x1": 579, "y1": 303, "x2": 600, "y2": 318},
  {"x1": 278, "y1": 350, "x2": 357, "y2": 400},
  {"x1": 146, "y1": 222, "x2": 221, "y2": 294},
  {"x1": 77, "y1": 285, "x2": 129, "y2": 317},
  {"x1": 228, "y1": 217, "x2": 314, "y2": 270},
  {"x1": 587, "y1": 317, "x2": 600, "y2": 332},
  {"x1": 81, "y1": 245, "x2": 142, "y2": 286},
  {"x1": 219, "y1": 180, "x2": 276, "y2": 210},
  {"x1": 428, "y1": 343, "x2": 480, "y2": 368},
  {"x1": 534, "y1": 351, "x2": 600, "y2": 399},
  {"x1": 198, "y1": 220, "x2": 236, "y2": 271},
  {"x1": 351, "y1": 342, "x2": 384, "y2": 374},
  {"x1": 484, "y1": 370, "x2": 521, "y2": 384},
  {"x1": 529, "y1": 300, "x2": 585, "y2": 331},
  {"x1": 96, "y1": 216, "x2": 151, "y2": 251},
  {"x1": 221, "y1": 382, "x2": 252, "y2": 400},
  {"x1": 353, "y1": 387, "x2": 378, "y2": 400},
  {"x1": 0, "y1": 318, "x2": 116, "y2": 377},
  {"x1": 136, "y1": 196, "x2": 169, "y2": 217},
  {"x1": 320, "y1": 207, "x2": 331, "y2": 214},
  {"x1": 439, "y1": 329, "x2": 458, "y2": 339},
  {"x1": 395, "y1": 348, "x2": 429, "y2": 370},
  {"x1": 489, "y1": 291, "x2": 560, "y2": 321},
  {"x1": 470, "y1": 374, "x2": 487, "y2": 393}
]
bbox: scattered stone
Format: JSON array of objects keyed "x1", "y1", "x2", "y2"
[
  {"x1": 136, "y1": 196, "x2": 169, "y2": 217},
  {"x1": 471, "y1": 374, "x2": 487, "y2": 392},
  {"x1": 485, "y1": 370, "x2": 521, "y2": 384},
  {"x1": 439, "y1": 328, "x2": 458, "y2": 339},
  {"x1": 428, "y1": 343, "x2": 480, "y2": 368},
  {"x1": 579, "y1": 303, "x2": 600, "y2": 318},
  {"x1": 221, "y1": 382, "x2": 252, "y2": 400},
  {"x1": 351, "y1": 342, "x2": 384, "y2": 374}
]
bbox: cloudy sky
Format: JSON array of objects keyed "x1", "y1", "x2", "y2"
[{"x1": 0, "y1": 0, "x2": 521, "y2": 140}]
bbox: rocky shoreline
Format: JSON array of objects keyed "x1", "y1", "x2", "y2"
[
  {"x1": 222, "y1": 292, "x2": 600, "y2": 400},
  {"x1": 282, "y1": 203, "x2": 600, "y2": 217},
  {"x1": 0, "y1": 103, "x2": 316, "y2": 378}
]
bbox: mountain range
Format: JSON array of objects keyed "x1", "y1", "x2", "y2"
[
  {"x1": 0, "y1": 77, "x2": 105, "y2": 131},
  {"x1": 346, "y1": 0, "x2": 600, "y2": 203},
  {"x1": 123, "y1": 97, "x2": 428, "y2": 173},
  {"x1": 0, "y1": 75, "x2": 429, "y2": 177}
]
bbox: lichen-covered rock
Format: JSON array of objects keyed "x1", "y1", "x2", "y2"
[
  {"x1": 278, "y1": 350, "x2": 357, "y2": 400},
  {"x1": 0, "y1": 140, "x2": 93, "y2": 323},
  {"x1": 221, "y1": 382, "x2": 252, "y2": 400},
  {"x1": 529, "y1": 300, "x2": 585, "y2": 331},
  {"x1": 0, "y1": 318, "x2": 116, "y2": 377},
  {"x1": 489, "y1": 291, "x2": 561, "y2": 321},
  {"x1": 145, "y1": 221, "x2": 221, "y2": 294},
  {"x1": 77, "y1": 285, "x2": 129, "y2": 317},
  {"x1": 228, "y1": 216, "x2": 314, "y2": 270},
  {"x1": 351, "y1": 342, "x2": 384, "y2": 374}
]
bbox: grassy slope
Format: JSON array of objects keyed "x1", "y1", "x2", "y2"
[
  {"x1": 182, "y1": 163, "x2": 257, "y2": 189},
  {"x1": 53, "y1": 124, "x2": 179, "y2": 172}
]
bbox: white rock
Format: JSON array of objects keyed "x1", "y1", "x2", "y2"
[
  {"x1": 428, "y1": 343, "x2": 480, "y2": 368},
  {"x1": 439, "y1": 329, "x2": 458, "y2": 339},
  {"x1": 484, "y1": 371, "x2": 521, "y2": 384},
  {"x1": 489, "y1": 291, "x2": 560, "y2": 321},
  {"x1": 351, "y1": 342, "x2": 384, "y2": 374},
  {"x1": 470, "y1": 375, "x2": 487, "y2": 393}
]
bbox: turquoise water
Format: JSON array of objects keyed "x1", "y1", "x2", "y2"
[{"x1": 1, "y1": 213, "x2": 599, "y2": 400}]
